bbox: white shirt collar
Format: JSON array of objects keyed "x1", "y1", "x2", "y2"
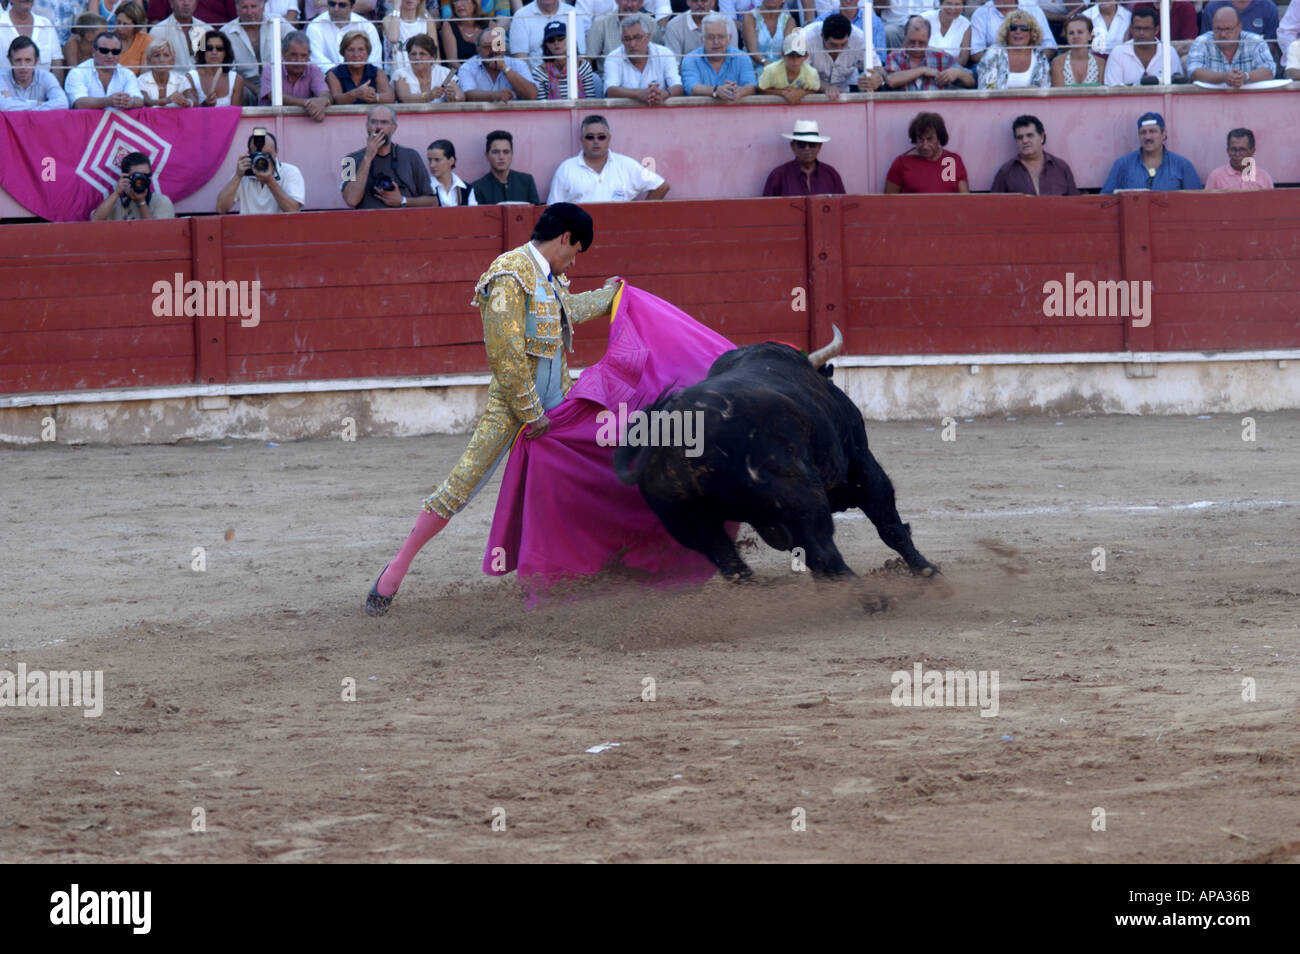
[{"x1": 524, "y1": 240, "x2": 552, "y2": 278}]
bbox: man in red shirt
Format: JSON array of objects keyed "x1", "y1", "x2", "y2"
[
  {"x1": 884, "y1": 110, "x2": 970, "y2": 194},
  {"x1": 762, "y1": 119, "x2": 845, "y2": 197}
]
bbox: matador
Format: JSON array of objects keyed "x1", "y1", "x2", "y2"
[{"x1": 367, "y1": 203, "x2": 619, "y2": 615}]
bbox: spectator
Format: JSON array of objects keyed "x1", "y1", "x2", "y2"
[
  {"x1": 150, "y1": 0, "x2": 212, "y2": 71},
  {"x1": 91, "y1": 151, "x2": 174, "y2": 221},
  {"x1": 302, "y1": 0, "x2": 381, "y2": 21},
  {"x1": 884, "y1": 15, "x2": 974, "y2": 90},
  {"x1": 1201, "y1": 0, "x2": 1279, "y2": 58},
  {"x1": 1281, "y1": 2, "x2": 1300, "y2": 54},
  {"x1": 114, "y1": 3, "x2": 153, "y2": 73},
  {"x1": 588, "y1": 0, "x2": 655, "y2": 74},
  {"x1": 1051, "y1": 14, "x2": 1104, "y2": 84},
  {"x1": 458, "y1": 25, "x2": 538, "y2": 99},
  {"x1": 989, "y1": 114, "x2": 1079, "y2": 195},
  {"x1": 604, "y1": 13, "x2": 682, "y2": 101},
  {"x1": 682, "y1": 12, "x2": 756, "y2": 100},
  {"x1": 1081, "y1": 1, "x2": 1129, "y2": 55},
  {"x1": 260, "y1": 29, "x2": 331, "y2": 118},
  {"x1": 532, "y1": 19, "x2": 597, "y2": 97},
  {"x1": 1101, "y1": 112, "x2": 1201, "y2": 192},
  {"x1": 510, "y1": 0, "x2": 583, "y2": 70},
  {"x1": 923, "y1": 0, "x2": 972, "y2": 68},
  {"x1": 193, "y1": 28, "x2": 244, "y2": 104},
  {"x1": 222, "y1": 0, "x2": 276, "y2": 105},
  {"x1": 1187, "y1": 6, "x2": 1275, "y2": 85},
  {"x1": 67, "y1": 29, "x2": 144, "y2": 107},
  {"x1": 470, "y1": 130, "x2": 542, "y2": 204},
  {"x1": 0, "y1": 0, "x2": 63, "y2": 73},
  {"x1": 34, "y1": 1, "x2": 83, "y2": 49},
  {"x1": 1286, "y1": 33, "x2": 1300, "y2": 78},
  {"x1": 427, "y1": 139, "x2": 478, "y2": 206},
  {"x1": 62, "y1": 15, "x2": 109, "y2": 86},
  {"x1": 138, "y1": 37, "x2": 198, "y2": 105},
  {"x1": 341, "y1": 104, "x2": 438, "y2": 209},
  {"x1": 574, "y1": 0, "x2": 617, "y2": 39},
  {"x1": 306, "y1": 0, "x2": 382, "y2": 69},
  {"x1": 145, "y1": 0, "x2": 239, "y2": 27},
  {"x1": 759, "y1": 30, "x2": 824, "y2": 101},
  {"x1": 803, "y1": 12, "x2": 883, "y2": 96},
  {"x1": 439, "y1": 0, "x2": 512, "y2": 34},
  {"x1": 394, "y1": 33, "x2": 464, "y2": 101},
  {"x1": 217, "y1": 129, "x2": 307, "y2": 213},
  {"x1": 665, "y1": 0, "x2": 737, "y2": 66},
  {"x1": 762, "y1": 118, "x2": 844, "y2": 197},
  {"x1": 807, "y1": 1, "x2": 888, "y2": 67},
  {"x1": 384, "y1": 0, "x2": 440, "y2": 78},
  {"x1": 884, "y1": 111, "x2": 969, "y2": 194},
  {"x1": 969, "y1": 0, "x2": 1055, "y2": 64},
  {"x1": 548, "y1": 114, "x2": 669, "y2": 202},
  {"x1": 875, "y1": 0, "x2": 933, "y2": 51},
  {"x1": 442, "y1": 0, "x2": 491, "y2": 68},
  {"x1": 1203, "y1": 127, "x2": 1274, "y2": 190},
  {"x1": 977, "y1": 9, "x2": 1051, "y2": 88},
  {"x1": 1103, "y1": 4, "x2": 1174, "y2": 84},
  {"x1": 327, "y1": 28, "x2": 394, "y2": 102},
  {"x1": 743, "y1": 0, "x2": 796, "y2": 70},
  {"x1": 0, "y1": 35, "x2": 68, "y2": 109}
]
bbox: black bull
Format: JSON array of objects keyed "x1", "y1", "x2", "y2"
[{"x1": 612, "y1": 335, "x2": 938, "y2": 582}]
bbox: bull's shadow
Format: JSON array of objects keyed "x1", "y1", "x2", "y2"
[{"x1": 613, "y1": 328, "x2": 940, "y2": 590}]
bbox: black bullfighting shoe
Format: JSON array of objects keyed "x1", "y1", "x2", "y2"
[{"x1": 365, "y1": 564, "x2": 395, "y2": 617}]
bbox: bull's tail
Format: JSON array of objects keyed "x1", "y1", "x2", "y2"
[{"x1": 609, "y1": 388, "x2": 680, "y2": 485}]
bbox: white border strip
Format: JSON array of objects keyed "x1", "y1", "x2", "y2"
[{"x1": 3, "y1": 350, "x2": 1297, "y2": 410}]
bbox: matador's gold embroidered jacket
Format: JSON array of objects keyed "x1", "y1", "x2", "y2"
[{"x1": 471, "y1": 246, "x2": 618, "y2": 424}]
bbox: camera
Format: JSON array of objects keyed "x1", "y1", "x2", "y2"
[
  {"x1": 374, "y1": 175, "x2": 396, "y2": 192},
  {"x1": 128, "y1": 172, "x2": 151, "y2": 194},
  {"x1": 244, "y1": 127, "x2": 275, "y2": 177}
]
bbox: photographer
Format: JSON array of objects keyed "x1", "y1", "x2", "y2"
[
  {"x1": 90, "y1": 152, "x2": 176, "y2": 221},
  {"x1": 340, "y1": 104, "x2": 436, "y2": 210},
  {"x1": 217, "y1": 128, "x2": 305, "y2": 214}
]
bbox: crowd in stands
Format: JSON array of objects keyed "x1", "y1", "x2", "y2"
[{"x1": 3, "y1": 0, "x2": 1299, "y2": 113}]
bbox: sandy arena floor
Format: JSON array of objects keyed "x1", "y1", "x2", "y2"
[{"x1": 1, "y1": 412, "x2": 1298, "y2": 863}]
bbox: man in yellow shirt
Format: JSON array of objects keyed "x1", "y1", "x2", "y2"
[{"x1": 758, "y1": 31, "x2": 822, "y2": 103}]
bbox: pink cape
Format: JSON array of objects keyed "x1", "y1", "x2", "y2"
[{"x1": 483, "y1": 284, "x2": 736, "y2": 597}]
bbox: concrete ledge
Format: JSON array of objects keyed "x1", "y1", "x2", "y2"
[{"x1": 3, "y1": 354, "x2": 1298, "y2": 445}]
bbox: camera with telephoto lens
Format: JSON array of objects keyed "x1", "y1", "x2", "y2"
[
  {"x1": 244, "y1": 127, "x2": 275, "y2": 177},
  {"x1": 128, "y1": 172, "x2": 151, "y2": 195}
]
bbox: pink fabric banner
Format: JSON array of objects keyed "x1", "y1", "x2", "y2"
[
  {"x1": 483, "y1": 284, "x2": 737, "y2": 598},
  {"x1": 0, "y1": 107, "x2": 242, "y2": 222}
]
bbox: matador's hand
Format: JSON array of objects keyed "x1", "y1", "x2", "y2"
[{"x1": 525, "y1": 415, "x2": 551, "y2": 439}]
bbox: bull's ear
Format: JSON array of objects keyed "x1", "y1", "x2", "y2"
[{"x1": 818, "y1": 362, "x2": 835, "y2": 379}]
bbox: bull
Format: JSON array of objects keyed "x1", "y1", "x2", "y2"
[{"x1": 612, "y1": 327, "x2": 939, "y2": 583}]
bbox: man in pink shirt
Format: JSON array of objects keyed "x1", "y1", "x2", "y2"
[{"x1": 1204, "y1": 128, "x2": 1274, "y2": 191}]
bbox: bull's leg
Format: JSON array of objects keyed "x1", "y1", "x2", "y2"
[
  {"x1": 655, "y1": 503, "x2": 754, "y2": 582},
  {"x1": 790, "y1": 508, "x2": 855, "y2": 579},
  {"x1": 858, "y1": 457, "x2": 940, "y2": 576}
]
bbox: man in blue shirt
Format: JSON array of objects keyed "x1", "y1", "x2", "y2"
[
  {"x1": 1101, "y1": 112, "x2": 1202, "y2": 193},
  {"x1": 0, "y1": 37, "x2": 67, "y2": 109},
  {"x1": 682, "y1": 11, "x2": 756, "y2": 99}
]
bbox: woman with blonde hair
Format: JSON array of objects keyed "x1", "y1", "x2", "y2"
[
  {"x1": 327, "y1": 29, "x2": 395, "y2": 104},
  {"x1": 976, "y1": 10, "x2": 1051, "y2": 89},
  {"x1": 113, "y1": 2, "x2": 152, "y2": 73},
  {"x1": 384, "y1": 0, "x2": 441, "y2": 77},
  {"x1": 138, "y1": 37, "x2": 198, "y2": 107}
]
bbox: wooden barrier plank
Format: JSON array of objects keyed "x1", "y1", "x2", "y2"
[
  {"x1": 3, "y1": 326, "x2": 194, "y2": 364},
  {"x1": 0, "y1": 263, "x2": 192, "y2": 300},
  {"x1": 220, "y1": 207, "x2": 504, "y2": 247},
  {"x1": 227, "y1": 314, "x2": 487, "y2": 355},
  {"x1": 0, "y1": 356, "x2": 192, "y2": 394},
  {"x1": 227, "y1": 343, "x2": 487, "y2": 381}
]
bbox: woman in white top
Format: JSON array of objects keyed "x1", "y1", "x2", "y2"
[
  {"x1": 138, "y1": 38, "x2": 197, "y2": 107},
  {"x1": 427, "y1": 140, "x2": 478, "y2": 207},
  {"x1": 742, "y1": 0, "x2": 796, "y2": 70},
  {"x1": 393, "y1": 33, "x2": 464, "y2": 103},
  {"x1": 384, "y1": 0, "x2": 440, "y2": 78},
  {"x1": 922, "y1": 0, "x2": 971, "y2": 68},
  {"x1": 977, "y1": 10, "x2": 1051, "y2": 89},
  {"x1": 1082, "y1": 1, "x2": 1130, "y2": 56},
  {"x1": 193, "y1": 28, "x2": 243, "y2": 107}
]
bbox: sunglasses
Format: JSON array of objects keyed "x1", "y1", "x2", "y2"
[
  {"x1": 96, "y1": 46, "x2": 123, "y2": 54},
  {"x1": 327, "y1": 1, "x2": 350, "y2": 6},
  {"x1": 793, "y1": 141, "x2": 820, "y2": 149},
  {"x1": 1008, "y1": 24, "x2": 1031, "y2": 32},
  {"x1": 206, "y1": 44, "x2": 227, "y2": 51},
  {"x1": 583, "y1": 134, "x2": 608, "y2": 141}
]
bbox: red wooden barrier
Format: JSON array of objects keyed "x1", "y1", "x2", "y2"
[{"x1": 2, "y1": 191, "x2": 1298, "y2": 396}]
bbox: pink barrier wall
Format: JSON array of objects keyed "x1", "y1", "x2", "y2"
[{"x1": 1, "y1": 88, "x2": 1297, "y2": 219}]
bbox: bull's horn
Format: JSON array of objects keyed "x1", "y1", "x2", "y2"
[{"x1": 808, "y1": 325, "x2": 843, "y2": 368}]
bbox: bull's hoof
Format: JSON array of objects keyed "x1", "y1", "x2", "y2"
[{"x1": 915, "y1": 563, "x2": 942, "y2": 578}]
